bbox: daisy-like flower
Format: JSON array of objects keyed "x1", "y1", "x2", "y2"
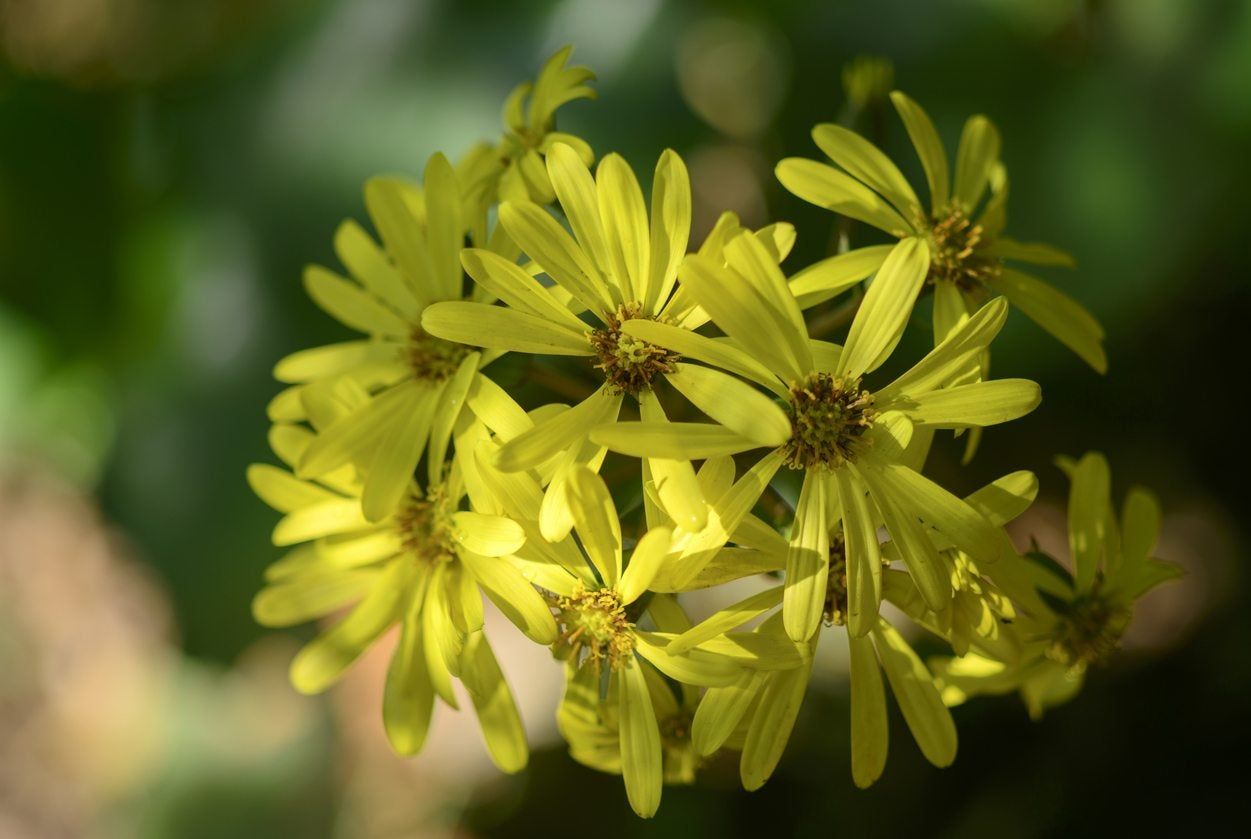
[
  {"x1": 470, "y1": 455, "x2": 799, "y2": 817},
  {"x1": 556, "y1": 594, "x2": 705, "y2": 789},
  {"x1": 776, "y1": 91, "x2": 1107, "y2": 373},
  {"x1": 592, "y1": 229, "x2": 1040, "y2": 642},
  {"x1": 246, "y1": 378, "x2": 557, "y2": 769},
  {"x1": 422, "y1": 143, "x2": 796, "y2": 540},
  {"x1": 457, "y1": 45, "x2": 597, "y2": 218},
  {"x1": 269, "y1": 152, "x2": 521, "y2": 523},
  {"x1": 931, "y1": 452, "x2": 1181, "y2": 719}
]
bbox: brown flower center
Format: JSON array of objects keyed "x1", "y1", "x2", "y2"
[
  {"x1": 403, "y1": 328, "x2": 470, "y2": 382},
  {"x1": 395, "y1": 484, "x2": 456, "y2": 565},
  {"x1": 548, "y1": 583, "x2": 636, "y2": 671},
  {"x1": 1047, "y1": 592, "x2": 1132, "y2": 669},
  {"x1": 922, "y1": 204, "x2": 1002, "y2": 290},
  {"x1": 784, "y1": 373, "x2": 877, "y2": 470},
  {"x1": 589, "y1": 303, "x2": 680, "y2": 395}
]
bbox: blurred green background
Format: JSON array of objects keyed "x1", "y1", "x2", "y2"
[{"x1": 3, "y1": 0, "x2": 1249, "y2": 836}]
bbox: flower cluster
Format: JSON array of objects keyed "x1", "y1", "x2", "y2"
[{"x1": 248, "y1": 49, "x2": 1179, "y2": 817}]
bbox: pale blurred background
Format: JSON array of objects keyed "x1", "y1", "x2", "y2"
[{"x1": 2, "y1": 0, "x2": 1249, "y2": 836}]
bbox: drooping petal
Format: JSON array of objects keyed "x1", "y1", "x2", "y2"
[
  {"x1": 461, "y1": 630, "x2": 529, "y2": 773},
  {"x1": 854, "y1": 464, "x2": 950, "y2": 611},
  {"x1": 985, "y1": 268, "x2": 1107, "y2": 373},
  {"x1": 833, "y1": 468, "x2": 882, "y2": 639},
  {"x1": 848, "y1": 632, "x2": 889, "y2": 788},
  {"x1": 739, "y1": 651, "x2": 813, "y2": 791},
  {"x1": 383, "y1": 577, "x2": 435, "y2": 755},
  {"x1": 691, "y1": 671, "x2": 763, "y2": 757},
  {"x1": 427, "y1": 354, "x2": 481, "y2": 483},
  {"x1": 289, "y1": 560, "x2": 408, "y2": 694},
  {"x1": 872, "y1": 618, "x2": 957, "y2": 767},
  {"x1": 637, "y1": 389, "x2": 707, "y2": 533},
  {"x1": 619, "y1": 658, "x2": 664, "y2": 818},
  {"x1": 783, "y1": 471, "x2": 830, "y2": 642}
]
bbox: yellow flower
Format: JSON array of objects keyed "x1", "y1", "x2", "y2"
[
  {"x1": 776, "y1": 91, "x2": 1107, "y2": 373},
  {"x1": 267, "y1": 152, "x2": 525, "y2": 523},
  {"x1": 556, "y1": 595, "x2": 705, "y2": 787},
  {"x1": 591, "y1": 229, "x2": 1040, "y2": 643},
  {"x1": 457, "y1": 45, "x2": 597, "y2": 217},
  {"x1": 931, "y1": 452, "x2": 1181, "y2": 718},
  {"x1": 469, "y1": 455, "x2": 799, "y2": 817},
  {"x1": 247, "y1": 379, "x2": 556, "y2": 770},
  {"x1": 422, "y1": 144, "x2": 795, "y2": 541}
]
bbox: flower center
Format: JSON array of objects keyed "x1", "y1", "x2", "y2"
[
  {"x1": 922, "y1": 204, "x2": 1001, "y2": 290},
  {"x1": 823, "y1": 536, "x2": 850, "y2": 627},
  {"x1": 1046, "y1": 593, "x2": 1132, "y2": 669},
  {"x1": 589, "y1": 303, "x2": 680, "y2": 395},
  {"x1": 784, "y1": 373, "x2": 877, "y2": 470},
  {"x1": 403, "y1": 328, "x2": 469, "y2": 382},
  {"x1": 395, "y1": 484, "x2": 457, "y2": 565},
  {"x1": 549, "y1": 583, "x2": 635, "y2": 670}
]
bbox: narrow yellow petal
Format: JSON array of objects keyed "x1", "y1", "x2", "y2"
[{"x1": 783, "y1": 471, "x2": 829, "y2": 642}]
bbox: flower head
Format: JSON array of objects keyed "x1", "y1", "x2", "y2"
[
  {"x1": 591, "y1": 229, "x2": 1040, "y2": 642},
  {"x1": 931, "y1": 452, "x2": 1181, "y2": 718},
  {"x1": 247, "y1": 384, "x2": 556, "y2": 769},
  {"x1": 423, "y1": 146, "x2": 795, "y2": 539},
  {"x1": 777, "y1": 91, "x2": 1106, "y2": 373},
  {"x1": 268, "y1": 152, "x2": 515, "y2": 522},
  {"x1": 458, "y1": 46, "x2": 597, "y2": 214}
]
